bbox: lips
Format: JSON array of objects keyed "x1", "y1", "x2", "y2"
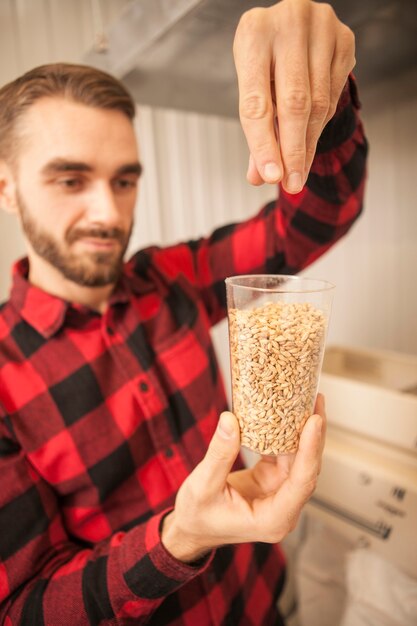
[
  {"x1": 77, "y1": 237, "x2": 120, "y2": 250},
  {"x1": 67, "y1": 227, "x2": 126, "y2": 247}
]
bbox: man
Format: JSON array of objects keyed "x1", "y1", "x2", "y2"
[{"x1": 0, "y1": 1, "x2": 367, "y2": 624}]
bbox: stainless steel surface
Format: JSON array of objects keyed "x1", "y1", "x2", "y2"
[{"x1": 83, "y1": 0, "x2": 417, "y2": 116}]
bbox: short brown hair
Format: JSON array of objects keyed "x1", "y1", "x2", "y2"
[{"x1": 0, "y1": 63, "x2": 136, "y2": 163}]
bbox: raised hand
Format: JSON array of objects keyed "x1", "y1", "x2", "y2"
[{"x1": 233, "y1": 0, "x2": 355, "y2": 192}]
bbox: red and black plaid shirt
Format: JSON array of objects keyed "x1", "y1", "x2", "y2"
[{"x1": 0, "y1": 78, "x2": 367, "y2": 625}]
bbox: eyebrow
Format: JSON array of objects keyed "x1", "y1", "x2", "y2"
[{"x1": 40, "y1": 159, "x2": 143, "y2": 177}]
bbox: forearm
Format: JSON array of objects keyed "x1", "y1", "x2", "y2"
[{"x1": 2, "y1": 509, "x2": 211, "y2": 625}]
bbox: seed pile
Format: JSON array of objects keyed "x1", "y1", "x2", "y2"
[{"x1": 228, "y1": 301, "x2": 326, "y2": 454}]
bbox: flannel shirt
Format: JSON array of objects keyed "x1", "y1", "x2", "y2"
[{"x1": 0, "y1": 77, "x2": 367, "y2": 625}]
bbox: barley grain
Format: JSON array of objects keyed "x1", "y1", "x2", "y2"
[{"x1": 229, "y1": 300, "x2": 326, "y2": 454}]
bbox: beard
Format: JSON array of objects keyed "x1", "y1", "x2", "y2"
[{"x1": 17, "y1": 192, "x2": 132, "y2": 287}]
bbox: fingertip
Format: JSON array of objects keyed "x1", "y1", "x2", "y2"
[
  {"x1": 263, "y1": 162, "x2": 282, "y2": 183},
  {"x1": 247, "y1": 173, "x2": 265, "y2": 186},
  {"x1": 217, "y1": 412, "x2": 239, "y2": 440},
  {"x1": 284, "y1": 171, "x2": 303, "y2": 194},
  {"x1": 247, "y1": 154, "x2": 266, "y2": 186},
  {"x1": 304, "y1": 413, "x2": 323, "y2": 438}
]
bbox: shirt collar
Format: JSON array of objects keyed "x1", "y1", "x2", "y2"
[{"x1": 9, "y1": 257, "x2": 134, "y2": 338}]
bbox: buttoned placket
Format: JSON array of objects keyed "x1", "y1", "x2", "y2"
[{"x1": 101, "y1": 307, "x2": 191, "y2": 492}]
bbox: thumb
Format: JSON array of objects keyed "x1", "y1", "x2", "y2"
[{"x1": 197, "y1": 412, "x2": 241, "y2": 496}]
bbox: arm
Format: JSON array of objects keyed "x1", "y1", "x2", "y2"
[
  {"x1": 129, "y1": 0, "x2": 366, "y2": 324},
  {"x1": 131, "y1": 76, "x2": 367, "y2": 326},
  {"x1": 0, "y1": 415, "x2": 211, "y2": 625}
]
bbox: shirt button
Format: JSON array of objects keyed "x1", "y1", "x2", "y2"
[
  {"x1": 139, "y1": 381, "x2": 149, "y2": 392},
  {"x1": 164, "y1": 447, "x2": 174, "y2": 458},
  {"x1": 107, "y1": 326, "x2": 115, "y2": 336}
]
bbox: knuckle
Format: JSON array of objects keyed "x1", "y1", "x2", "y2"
[
  {"x1": 329, "y1": 99, "x2": 338, "y2": 117},
  {"x1": 343, "y1": 24, "x2": 356, "y2": 45},
  {"x1": 326, "y1": 111, "x2": 336, "y2": 126},
  {"x1": 237, "y1": 7, "x2": 267, "y2": 31},
  {"x1": 233, "y1": 8, "x2": 268, "y2": 58},
  {"x1": 285, "y1": 145, "x2": 305, "y2": 161},
  {"x1": 305, "y1": 144, "x2": 317, "y2": 162},
  {"x1": 318, "y1": 2, "x2": 335, "y2": 15},
  {"x1": 240, "y1": 93, "x2": 271, "y2": 120},
  {"x1": 339, "y1": 25, "x2": 356, "y2": 58},
  {"x1": 234, "y1": 7, "x2": 267, "y2": 51},
  {"x1": 316, "y1": 2, "x2": 337, "y2": 23},
  {"x1": 327, "y1": 101, "x2": 338, "y2": 122},
  {"x1": 310, "y1": 95, "x2": 330, "y2": 120},
  {"x1": 281, "y1": 90, "x2": 310, "y2": 114},
  {"x1": 251, "y1": 140, "x2": 275, "y2": 159}
]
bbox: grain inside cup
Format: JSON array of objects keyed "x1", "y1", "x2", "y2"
[{"x1": 228, "y1": 300, "x2": 327, "y2": 455}]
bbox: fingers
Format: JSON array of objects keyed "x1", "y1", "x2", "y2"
[
  {"x1": 274, "y1": 5, "x2": 310, "y2": 194},
  {"x1": 326, "y1": 25, "x2": 356, "y2": 126},
  {"x1": 274, "y1": 399, "x2": 326, "y2": 523},
  {"x1": 290, "y1": 411, "x2": 323, "y2": 491},
  {"x1": 249, "y1": 412, "x2": 321, "y2": 542},
  {"x1": 305, "y1": 20, "x2": 355, "y2": 178},
  {"x1": 193, "y1": 412, "x2": 241, "y2": 496},
  {"x1": 303, "y1": 8, "x2": 336, "y2": 182},
  {"x1": 234, "y1": 9, "x2": 283, "y2": 185},
  {"x1": 234, "y1": 0, "x2": 356, "y2": 191}
]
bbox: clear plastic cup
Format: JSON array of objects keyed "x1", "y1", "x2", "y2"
[{"x1": 225, "y1": 275, "x2": 334, "y2": 455}]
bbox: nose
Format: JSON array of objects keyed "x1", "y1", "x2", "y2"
[{"x1": 86, "y1": 182, "x2": 121, "y2": 227}]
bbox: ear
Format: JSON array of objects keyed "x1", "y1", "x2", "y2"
[{"x1": 0, "y1": 160, "x2": 18, "y2": 215}]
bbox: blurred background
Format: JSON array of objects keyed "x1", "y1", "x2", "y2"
[
  {"x1": 1, "y1": 2, "x2": 416, "y2": 625},
  {"x1": 0, "y1": 0, "x2": 416, "y2": 354}
]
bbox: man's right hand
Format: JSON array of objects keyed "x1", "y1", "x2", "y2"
[{"x1": 161, "y1": 395, "x2": 326, "y2": 563}]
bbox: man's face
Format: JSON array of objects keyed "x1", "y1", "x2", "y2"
[{"x1": 13, "y1": 97, "x2": 141, "y2": 287}]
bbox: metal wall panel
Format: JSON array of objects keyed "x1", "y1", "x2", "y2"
[
  {"x1": 0, "y1": 2, "x2": 415, "y2": 359},
  {"x1": 0, "y1": 0, "x2": 131, "y2": 84},
  {"x1": 0, "y1": 0, "x2": 20, "y2": 84}
]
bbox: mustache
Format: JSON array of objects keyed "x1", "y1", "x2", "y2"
[{"x1": 67, "y1": 227, "x2": 126, "y2": 245}]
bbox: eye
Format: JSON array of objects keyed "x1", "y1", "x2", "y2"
[
  {"x1": 58, "y1": 177, "x2": 84, "y2": 191},
  {"x1": 113, "y1": 177, "x2": 138, "y2": 192}
]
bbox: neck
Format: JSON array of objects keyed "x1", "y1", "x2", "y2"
[{"x1": 27, "y1": 255, "x2": 116, "y2": 314}]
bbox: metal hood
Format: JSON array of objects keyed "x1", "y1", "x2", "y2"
[{"x1": 84, "y1": 0, "x2": 417, "y2": 116}]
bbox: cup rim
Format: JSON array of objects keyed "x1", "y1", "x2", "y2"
[{"x1": 225, "y1": 274, "x2": 335, "y2": 294}]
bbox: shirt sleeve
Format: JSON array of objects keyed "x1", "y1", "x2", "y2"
[
  {"x1": 130, "y1": 75, "x2": 368, "y2": 326},
  {"x1": 0, "y1": 415, "x2": 213, "y2": 625}
]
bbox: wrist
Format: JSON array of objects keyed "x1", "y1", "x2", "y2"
[{"x1": 161, "y1": 511, "x2": 210, "y2": 564}]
